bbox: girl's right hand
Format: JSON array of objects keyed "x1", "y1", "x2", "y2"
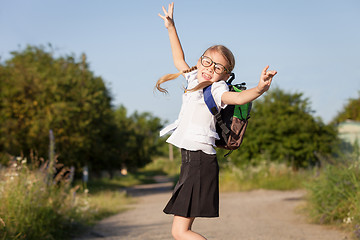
[
  {"x1": 257, "y1": 65, "x2": 277, "y2": 93},
  {"x1": 158, "y1": 2, "x2": 175, "y2": 29}
]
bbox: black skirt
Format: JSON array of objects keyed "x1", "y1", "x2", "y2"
[{"x1": 163, "y1": 149, "x2": 219, "y2": 218}]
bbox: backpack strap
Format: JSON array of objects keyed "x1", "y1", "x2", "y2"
[
  {"x1": 227, "y1": 73, "x2": 235, "y2": 84},
  {"x1": 203, "y1": 85, "x2": 230, "y2": 141},
  {"x1": 203, "y1": 85, "x2": 218, "y2": 115}
]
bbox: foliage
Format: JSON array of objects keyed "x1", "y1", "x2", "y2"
[
  {"x1": 305, "y1": 157, "x2": 360, "y2": 239},
  {"x1": 143, "y1": 156, "x2": 308, "y2": 192},
  {"x1": 0, "y1": 157, "x2": 136, "y2": 240},
  {"x1": 333, "y1": 91, "x2": 360, "y2": 123},
  {"x1": 86, "y1": 190, "x2": 131, "y2": 222},
  {"x1": 219, "y1": 88, "x2": 339, "y2": 169},
  {"x1": 142, "y1": 156, "x2": 181, "y2": 178},
  {"x1": 0, "y1": 45, "x2": 164, "y2": 173},
  {"x1": 0, "y1": 158, "x2": 86, "y2": 240},
  {"x1": 112, "y1": 106, "x2": 163, "y2": 172},
  {"x1": 0, "y1": 46, "x2": 113, "y2": 169},
  {"x1": 219, "y1": 160, "x2": 310, "y2": 192}
]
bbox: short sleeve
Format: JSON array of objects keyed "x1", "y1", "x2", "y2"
[{"x1": 211, "y1": 81, "x2": 229, "y2": 109}]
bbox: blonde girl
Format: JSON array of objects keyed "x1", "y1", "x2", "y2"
[{"x1": 157, "y1": 3, "x2": 277, "y2": 240}]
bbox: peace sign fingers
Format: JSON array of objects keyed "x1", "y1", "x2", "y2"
[
  {"x1": 167, "y1": 2, "x2": 174, "y2": 19},
  {"x1": 158, "y1": 2, "x2": 175, "y2": 29}
]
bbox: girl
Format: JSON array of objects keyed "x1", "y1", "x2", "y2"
[{"x1": 157, "y1": 3, "x2": 277, "y2": 240}]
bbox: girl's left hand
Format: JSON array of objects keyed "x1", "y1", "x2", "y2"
[{"x1": 257, "y1": 65, "x2": 277, "y2": 93}]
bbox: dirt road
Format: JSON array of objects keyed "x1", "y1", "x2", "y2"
[{"x1": 75, "y1": 180, "x2": 349, "y2": 240}]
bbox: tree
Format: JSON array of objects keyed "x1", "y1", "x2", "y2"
[
  {"x1": 333, "y1": 91, "x2": 360, "y2": 123},
  {"x1": 0, "y1": 45, "x2": 166, "y2": 174},
  {"x1": 0, "y1": 45, "x2": 114, "y2": 170},
  {"x1": 112, "y1": 107, "x2": 164, "y2": 171},
  {"x1": 222, "y1": 88, "x2": 338, "y2": 169},
  {"x1": 130, "y1": 111, "x2": 163, "y2": 168}
]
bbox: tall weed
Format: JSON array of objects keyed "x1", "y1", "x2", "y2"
[
  {"x1": 306, "y1": 158, "x2": 360, "y2": 239},
  {"x1": 0, "y1": 158, "x2": 90, "y2": 240}
]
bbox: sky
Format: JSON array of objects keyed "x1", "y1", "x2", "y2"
[{"x1": 1, "y1": 0, "x2": 359, "y2": 124}]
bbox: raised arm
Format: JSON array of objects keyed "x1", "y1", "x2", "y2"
[
  {"x1": 222, "y1": 65, "x2": 277, "y2": 105},
  {"x1": 158, "y1": 3, "x2": 189, "y2": 73}
]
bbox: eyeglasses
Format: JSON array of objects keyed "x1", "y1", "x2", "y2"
[{"x1": 200, "y1": 55, "x2": 230, "y2": 74}]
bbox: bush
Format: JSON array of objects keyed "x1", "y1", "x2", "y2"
[
  {"x1": 0, "y1": 158, "x2": 91, "y2": 240},
  {"x1": 306, "y1": 158, "x2": 360, "y2": 239}
]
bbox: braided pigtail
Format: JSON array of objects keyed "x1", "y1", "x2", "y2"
[
  {"x1": 155, "y1": 66, "x2": 197, "y2": 93},
  {"x1": 183, "y1": 66, "x2": 197, "y2": 74}
]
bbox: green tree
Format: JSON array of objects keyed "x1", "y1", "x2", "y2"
[
  {"x1": 113, "y1": 107, "x2": 164, "y2": 171},
  {"x1": 130, "y1": 111, "x2": 163, "y2": 168},
  {"x1": 0, "y1": 45, "x2": 166, "y2": 174},
  {"x1": 333, "y1": 91, "x2": 360, "y2": 122},
  {"x1": 223, "y1": 88, "x2": 338, "y2": 169},
  {"x1": 0, "y1": 45, "x2": 114, "y2": 170}
]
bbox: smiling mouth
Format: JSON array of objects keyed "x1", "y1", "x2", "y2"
[{"x1": 202, "y1": 72, "x2": 212, "y2": 81}]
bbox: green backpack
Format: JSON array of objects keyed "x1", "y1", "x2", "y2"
[{"x1": 203, "y1": 73, "x2": 252, "y2": 155}]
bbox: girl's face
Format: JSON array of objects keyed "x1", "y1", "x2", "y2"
[{"x1": 196, "y1": 50, "x2": 230, "y2": 83}]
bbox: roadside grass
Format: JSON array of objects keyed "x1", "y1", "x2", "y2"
[
  {"x1": 76, "y1": 159, "x2": 180, "y2": 231},
  {"x1": 0, "y1": 160, "x2": 157, "y2": 240},
  {"x1": 85, "y1": 190, "x2": 133, "y2": 222},
  {"x1": 5, "y1": 153, "x2": 358, "y2": 239},
  {"x1": 219, "y1": 161, "x2": 311, "y2": 192},
  {"x1": 305, "y1": 157, "x2": 360, "y2": 239},
  {"x1": 77, "y1": 170, "x2": 165, "y2": 224},
  {"x1": 141, "y1": 156, "x2": 181, "y2": 178},
  {"x1": 141, "y1": 156, "x2": 181, "y2": 187},
  {"x1": 147, "y1": 156, "x2": 310, "y2": 192},
  {"x1": 89, "y1": 155, "x2": 360, "y2": 239},
  {"x1": 84, "y1": 171, "x2": 156, "y2": 194},
  {"x1": 0, "y1": 159, "x2": 89, "y2": 240},
  {"x1": 219, "y1": 156, "x2": 360, "y2": 239}
]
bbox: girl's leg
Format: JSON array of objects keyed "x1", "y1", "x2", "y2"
[
  {"x1": 171, "y1": 215, "x2": 207, "y2": 240},
  {"x1": 188, "y1": 217, "x2": 195, "y2": 230}
]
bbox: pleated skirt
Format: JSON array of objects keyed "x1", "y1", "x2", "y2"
[{"x1": 163, "y1": 149, "x2": 219, "y2": 218}]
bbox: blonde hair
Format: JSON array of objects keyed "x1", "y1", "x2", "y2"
[
  {"x1": 155, "y1": 66, "x2": 197, "y2": 93},
  {"x1": 155, "y1": 45, "x2": 235, "y2": 93},
  {"x1": 206, "y1": 45, "x2": 235, "y2": 73}
]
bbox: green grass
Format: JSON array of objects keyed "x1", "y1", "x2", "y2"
[
  {"x1": 86, "y1": 190, "x2": 134, "y2": 221},
  {"x1": 305, "y1": 158, "x2": 360, "y2": 239},
  {"x1": 3, "y1": 153, "x2": 352, "y2": 239},
  {"x1": 7, "y1": 154, "x2": 355, "y2": 239},
  {"x1": 84, "y1": 172, "x2": 155, "y2": 194},
  {"x1": 78, "y1": 172, "x2": 156, "y2": 222},
  {"x1": 0, "y1": 156, "x2": 181, "y2": 240},
  {"x1": 141, "y1": 156, "x2": 181, "y2": 177},
  {"x1": 0, "y1": 161, "x2": 86, "y2": 240},
  {"x1": 147, "y1": 157, "x2": 309, "y2": 192},
  {"x1": 219, "y1": 161, "x2": 310, "y2": 192},
  {"x1": 0, "y1": 160, "x2": 138, "y2": 240},
  {"x1": 148, "y1": 156, "x2": 360, "y2": 238}
]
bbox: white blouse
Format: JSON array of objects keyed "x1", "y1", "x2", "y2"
[{"x1": 160, "y1": 70, "x2": 229, "y2": 155}]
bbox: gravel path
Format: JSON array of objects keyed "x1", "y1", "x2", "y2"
[{"x1": 74, "y1": 180, "x2": 349, "y2": 240}]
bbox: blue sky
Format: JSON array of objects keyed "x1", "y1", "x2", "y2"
[{"x1": 1, "y1": 0, "x2": 359, "y2": 124}]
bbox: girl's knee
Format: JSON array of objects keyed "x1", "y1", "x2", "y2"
[
  {"x1": 171, "y1": 225, "x2": 184, "y2": 240},
  {"x1": 172, "y1": 216, "x2": 196, "y2": 239}
]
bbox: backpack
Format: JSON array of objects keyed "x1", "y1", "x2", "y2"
[{"x1": 203, "y1": 73, "x2": 252, "y2": 155}]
